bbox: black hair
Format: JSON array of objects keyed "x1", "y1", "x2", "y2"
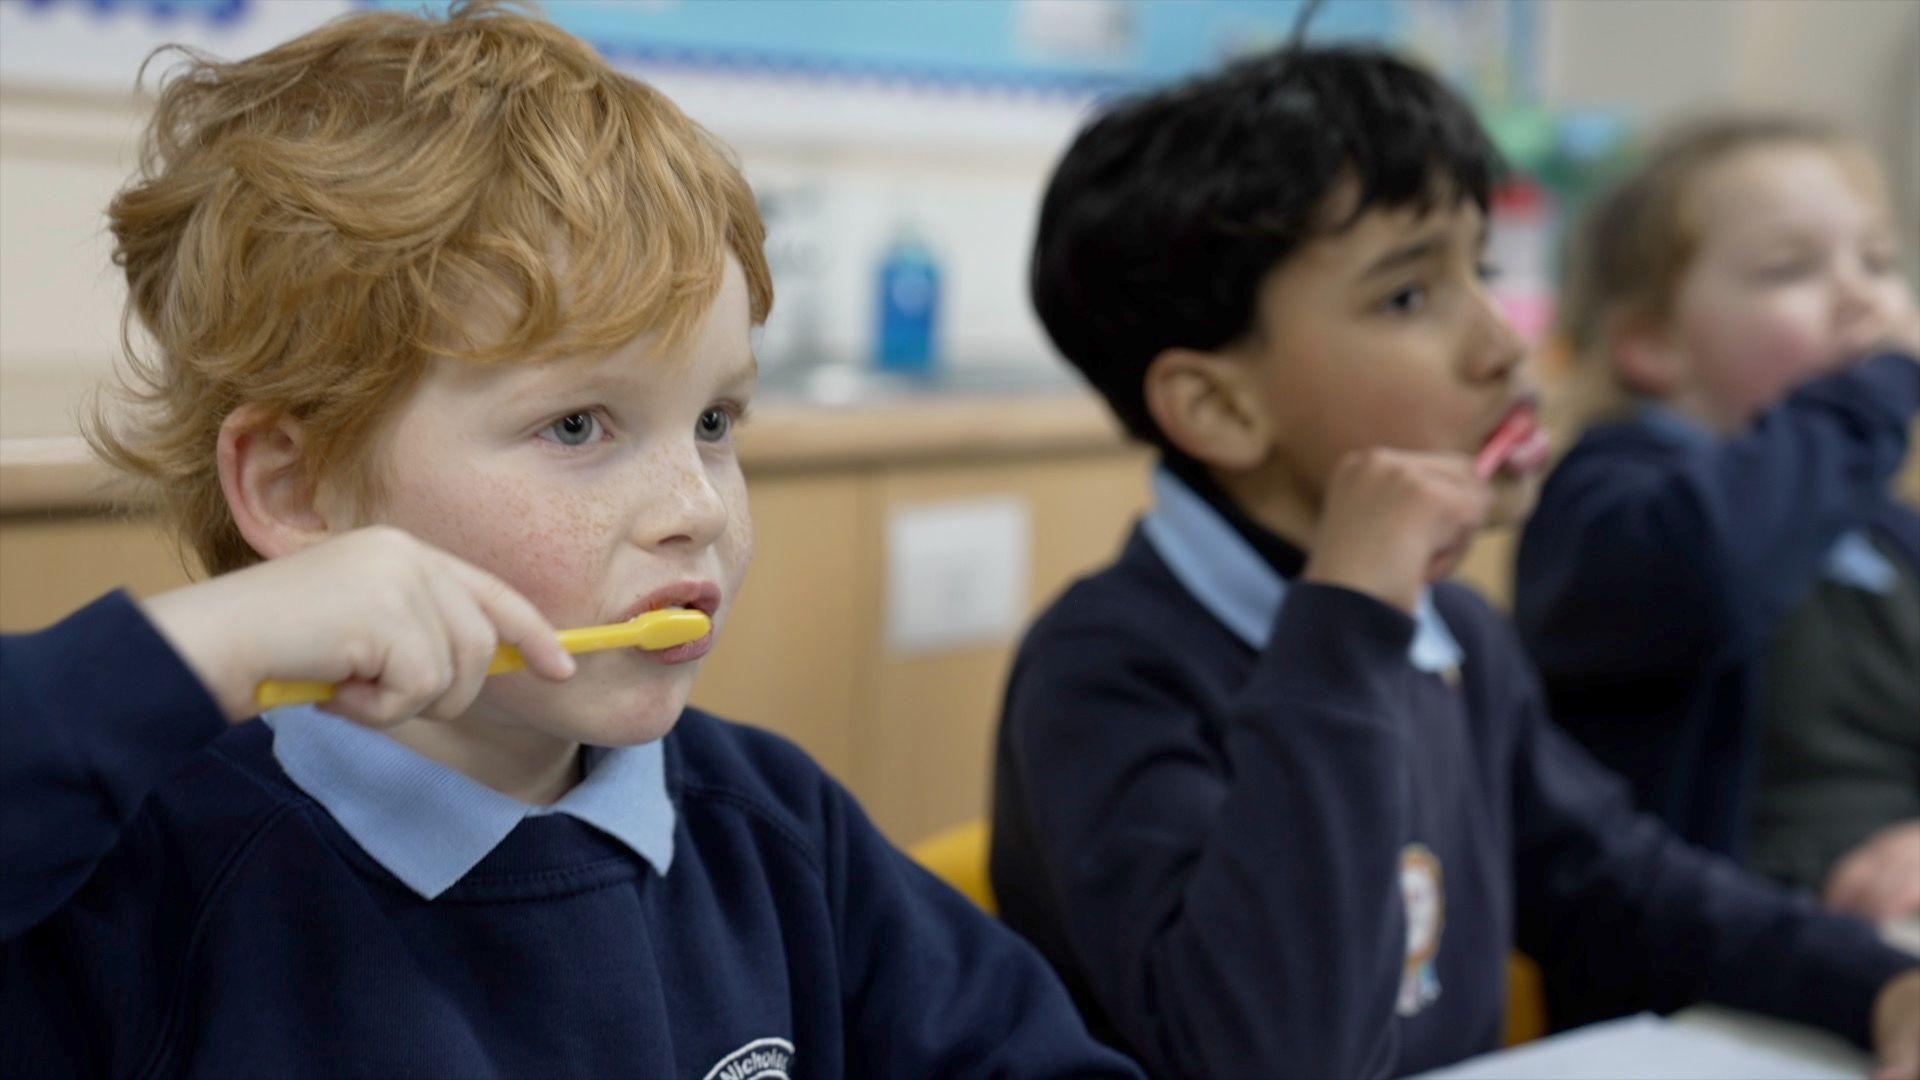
[{"x1": 1031, "y1": 44, "x2": 1503, "y2": 448}]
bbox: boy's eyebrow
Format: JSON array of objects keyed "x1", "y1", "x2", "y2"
[
  {"x1": 715, "y1": 353, "x2": 758, "y2": 392},
  {"x1": 512, "y1": 351, "x2": 758, "y2": 404},
  {"x1": 1357, "y1": 233, "x2": 1447, "y2": 281}
]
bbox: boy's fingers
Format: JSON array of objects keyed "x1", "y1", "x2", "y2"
[
  {"x1": 337, "y1": 627, "x2": 451, "y2": 727},
  {"x1": 1384, "y1": 448, "x2": 1477, "y2": 482},
  {"x1": 323, "y1": 681, "x2": 387, "y2": 727},
  {"x1": 312, "y1": 596, "x2": 442, "y2": 727},
  {"x1": 327, "y1": 678, "x2": 416, "y2": 729},
  {"x1": 444, "y1": 559, "x2": 575, "y2": 681},
  {"x1": 419, "y1": 573, "x2": 499, "y2": 721}
]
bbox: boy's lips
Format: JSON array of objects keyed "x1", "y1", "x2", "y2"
[
  {"x1": 642, "y1": 632, "x2": 713, "y2": 665},
  {"x1": 618, "y1": 580, "x2": 721, "y2": 622},
  {"x1": 610, "y1": 580, "x2": 720, "y2": 664}
]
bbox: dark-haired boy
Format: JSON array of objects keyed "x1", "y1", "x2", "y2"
[{"x1": 991, "y1": 44, "x2": 1920, "y2": 1079}]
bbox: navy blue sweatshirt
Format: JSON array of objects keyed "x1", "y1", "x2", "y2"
[
  {"x1": 3, "y1": 591, "x2": 1140, "y2": 1078},
  {"x1": 1514, "y1": 351, "x2": 1920, "y2": 858},
  {"x1": 991, "y1": 472, "x2": 1913, "y2": 1079}
]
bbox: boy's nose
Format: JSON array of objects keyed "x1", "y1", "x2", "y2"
[
  {"x1": 1828, "y1": 262, "x2": 1891, "y2": 354},
  {"x1": 632, "y1": 449, "x2": 729, "y2": 552},
  {"x1": 1831, "y1": 258, "x2": 1879, "y2": 319},
  {"x1": 1462, "y1": 288, "x2": 1527, "y2": 382}
]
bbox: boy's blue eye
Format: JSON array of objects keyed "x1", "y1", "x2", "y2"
[
  {"x1": 542, "y1": 412, "x2": 601, "y2": 447},
  {"x1": 696, "y1": 407, "x2": 732, "y2": 443},
  {"x1": 1477, "y1": 262, "x2": 1501, "y2": 283}
]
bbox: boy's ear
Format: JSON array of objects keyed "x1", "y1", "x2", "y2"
[
  {"x1": 1143, "y1": 346, "x2": 1272, "y2": 471},
  {"x1": 1609, "y1": 315, "x2": 1685, "y2": 397},
  {"x1": 217, "y1": 405, "x2": 337, "y2": 560}
]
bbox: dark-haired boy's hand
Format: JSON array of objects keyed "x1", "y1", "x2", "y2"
[
  {"x1": 1302, "y1": 448, "x2": 1493, "y2": 615},
  {"x1": 140, "y1": 526, "x2": 575, "y2": 727}
]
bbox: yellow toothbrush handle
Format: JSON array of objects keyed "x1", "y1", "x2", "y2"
[
  {"x1": 253, "y1": 608, "x2": 712, "y2": 708},
  {"x1": 254, "y1": 679, "x2": 340, "y2": 709},
  {"x1": 490, "y1": 609, "x2": 712, "y2": 675}
]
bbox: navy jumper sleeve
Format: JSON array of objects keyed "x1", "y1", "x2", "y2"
[
  {"x1": 1514, "y1": 351, "x2": 1920, "y2": 854},
  {"x1": 998, "y1": 582, "x2": 1424, "y2": 1079},
  {"x1": 1518, "y1": 351, "x2": 1920, "y2": 679},
  {"x1": 1501, "y1": 623, "x2": 1915, "y2": 1045},
  {"x1": 0, "y1": 591, "x2": 226, "y2": 938}
]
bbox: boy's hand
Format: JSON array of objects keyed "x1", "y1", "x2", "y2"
[
  {"x1": 1872, "y1": 968, "x2": 1920, "y2": 1080},
  {"x1": 140, "y1": 526, "x2": 575, "y2": 727},
  {"x1": 1302, "y1": 448, "x2": 1493, "y2": 614},
  {"x1": 1825, "y1": 821, "x2": 1920, "y2": 921}
]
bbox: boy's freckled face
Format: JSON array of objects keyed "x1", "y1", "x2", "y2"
[
  {"x1": 357, "y1": 259, "x2": 757, "y2": 746},
  {"x1": 1663, "y1": 144, "x2": 1916, "y2": 431},
  {"x1": 1247, "y1": 193, "x2": 1538, "y2": 526}
]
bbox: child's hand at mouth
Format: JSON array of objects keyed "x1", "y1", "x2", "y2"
[
  {"x1": 1303, "y1": 448, "x2": 1494, "y2": 615},
  {"x1": 1836, "y1": 290, "x2": 1920, "y2": 367},
  {"x1": 141, "y1": 527, "x2": 576, "y2": 726}
]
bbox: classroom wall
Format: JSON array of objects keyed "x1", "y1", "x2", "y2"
[
  {"x1": 0, "y1": 79, "x2": 1080, "y2": 440},
  {"x1": 8, "y1": 0, "x2": 1918, "y2": 425},
  {"x1": 1540, "y1": 0, "x2": 1920, "y2": 257}
]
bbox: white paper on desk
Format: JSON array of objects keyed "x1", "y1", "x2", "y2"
[{"x1": 1409, "y1": 1013, "x2": 1857, "y2": 1080}]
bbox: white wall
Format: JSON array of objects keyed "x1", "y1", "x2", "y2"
[
  {"x1": 1541, "y1": 0, "x2": 1920, "y2": 254},
  {"x1": 0, "y1": 56, "x2": 1094, "y2": 442},
  {"x1": 655, "y1": 66, "x2": 1087, "y2": 378}
]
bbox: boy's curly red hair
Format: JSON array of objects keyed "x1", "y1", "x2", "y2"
[{"x1": 89, "y1": 0, "x2": 772, "y2": 575}]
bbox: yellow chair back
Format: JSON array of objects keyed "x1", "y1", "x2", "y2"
[
  {"x1": 1503, "y1": 952, "x2": 1547, "y2": 1046},
  {"x1": 907, "y1": 819, "x2": 997, "y2": 915}
]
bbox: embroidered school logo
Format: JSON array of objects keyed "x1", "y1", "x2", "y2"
[
  {"x1": 703, "y1": 1037, "x2": 795, "y2": 1080},
  {"x1": 1396, "y1": 843, "x2": 1445, "y2": 1017}
]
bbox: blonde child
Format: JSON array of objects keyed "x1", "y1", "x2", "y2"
[{"x1": 1515, "y1": 117, "x2": 1920, "y2": 919}]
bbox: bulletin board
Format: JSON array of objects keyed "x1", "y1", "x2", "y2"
[
  {"x1": 370, "y1": 0, "x2": 1402, "y2": 96},
  {"x1": 3, "y1": 0, "x2": 1536, "y2": 106}
]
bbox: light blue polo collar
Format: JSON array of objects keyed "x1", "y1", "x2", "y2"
[
  {"x1": 1640, "y1": 404, "x2": 1899, "y2": 595},
  {"x1": 261, "y1": 705, "x2": 676, "y2": 900},
  {"x1": 1139, "y1": 466, "x2": 1465, "y2": 673}
]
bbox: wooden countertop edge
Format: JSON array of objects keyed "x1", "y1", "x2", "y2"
[
  {"x1": 1, "y1": 393, "x2": 1134, "y2": 513},
  {"x1": 737, "y1": 394, "x2": 1132, "y2": 472},
  {"x1": 0, "y1": 438, "x2": 143, "y2": 514}
]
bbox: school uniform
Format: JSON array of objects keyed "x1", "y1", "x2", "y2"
[
  {"x1": 3, "y1": 590, "x2": 1140, "y2": 1078},
  {"x1": 1514, "y1": 350, "x2": 1920, "y2": 861},
  {"x1": 990, "y1": 462, "x2": 1912, "y2": 1079},
  {"x1": 1755, "y1": 505, "x2": 1920, "y2": 889}
]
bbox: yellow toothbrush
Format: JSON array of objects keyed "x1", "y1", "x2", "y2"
[{"x1": 254, "y1": 608, "x2": 712, "y2": 708}]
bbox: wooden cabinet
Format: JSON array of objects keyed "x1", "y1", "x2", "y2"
[{"x1": 0, "y1": 513, "x2": 199, "y2": 629}]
